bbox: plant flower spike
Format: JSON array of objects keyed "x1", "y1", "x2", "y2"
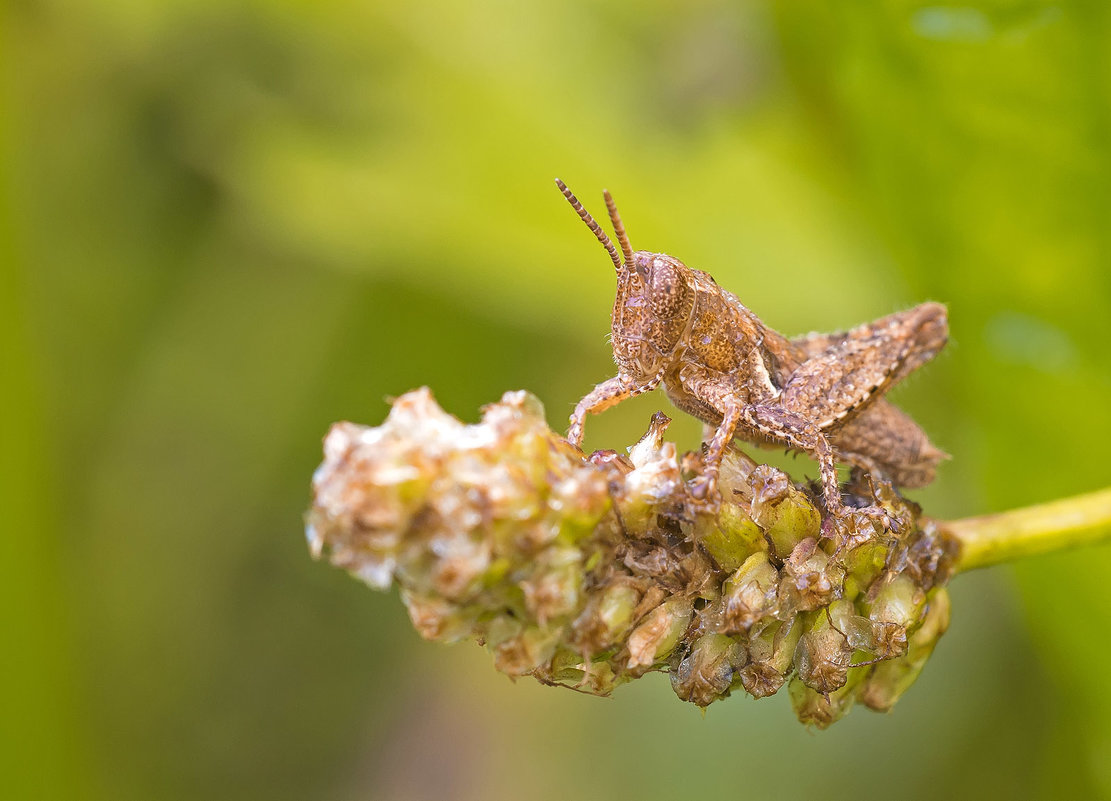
[{"x1": 306, "y1": 185, "x2": 1111, "y2": 728}]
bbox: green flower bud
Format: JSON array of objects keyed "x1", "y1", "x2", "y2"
[
  {"x1": 826, "y1": 598, "x2": 879, "y2": 654},
  {"x1": 492, "y1": 624, "x2": 562, "y2": 677},
  {"x1": 858, "y1": 588, "x2": 951, "y2": 712},
  {"x1": 719, "y1": 552, "x2": 780, "y2": 634},
  {"x1": 570, "y1": 579, "x2": 642, "y2": 653},
  {"x1": 539, "y1": 654, "x2": 625, "y2": 696},
  {"x1": 519, "y1": 546, "x2": 583, "y2": 625},
  {"x1": 841, "y1": 540, "x2": 889, "y2": 601},
  {"x1": 549, "y1": 472, "x2": 612, "y2": 542},
  {"x1": 861, "y1": 573, "x2": 927, "y2": 658},
  {"x1": 697, "y1": 504, "x2": 765, "y2": 572},
  {"x1": 578, "y1": 661, "x2": 625, "y2": 696},
  {"x1": 737, "y1": 616, "x2": 801, "y2": 698},
  {"x1": 789, "y1": 664, "x2": 868, "y2": 729},
  {"x1": 794, "y1": 609, "x2": 853, "y2": 694},
  {"x1": 399, "y1": 529, "x2": 491, "y2": 603},
  {"x1": 597, "y1": 583, "x2": 639, "y2": 637},
  {"x1": 748, "y1": 465, "x2": 821, "y2": 559},
  {"x1": 399, "y1": 589, "x2": 474, "y2": 643},
  {"x1": 866, "y1": 574, "x2": 924, "y2": 629},
  {"x1": 671, "y1": 633, "x2": 746, "y2": 707}
]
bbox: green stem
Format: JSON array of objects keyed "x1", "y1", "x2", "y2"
[{"x1": 941, "y1": 487, "x2": 1111, "y2": 573}]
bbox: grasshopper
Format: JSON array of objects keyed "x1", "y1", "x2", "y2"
[{"x1": 556, "y1": 179, "x2": 948, "y2": 522}]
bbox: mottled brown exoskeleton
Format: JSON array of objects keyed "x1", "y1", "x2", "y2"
[{"x1": 556, "y1": 179, "x2": 948, "y2": 521}]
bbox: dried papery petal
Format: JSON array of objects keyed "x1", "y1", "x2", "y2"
[
  {"x1": 716, "y1": 446, "x2": 759, "y2": 501},
  {"x1": 900, "y1": 521, "x2": 959, "y2": 591},
  {"x1": 626, "y1": 597, "x2": 694, "y2": 674},
  {"x1": 867, "y1": 621, "x2": 909, "y2": 661},
  {"x1": 780, "y1": 538, "x2": 841, "y2": 613},
  {"x1": 619, "y1": 413, "x2": 684, "y2": 531},
  {"x1": 307, "y1": 390, "x2": 957, "y2": 726}
]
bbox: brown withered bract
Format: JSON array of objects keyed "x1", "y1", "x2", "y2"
[{"x1": 556, "y1": 179, "x2": 948, "y2": 523}]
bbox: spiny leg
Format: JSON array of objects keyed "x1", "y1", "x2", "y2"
[
  {"x1": 740, "y1": 405, "x2": 905, "y2": 539},
  {"x1": 680, "y1": 370, "x2": 893, "y2": 526},
  {"x1": 568, "y1": 371, "x2": 663, "y2": 448},
  {"x1": 691, "y1": 404, "x2": 743, "y2": 502},
  {"x1": 737, "y1": 404, "x2": 844, "y2": 516}
]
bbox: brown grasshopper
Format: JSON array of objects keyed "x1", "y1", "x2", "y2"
[{"x1": 556, "y1": 179, "x2": 948, "y2": 522}]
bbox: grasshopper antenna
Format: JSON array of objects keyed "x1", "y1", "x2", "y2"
[
  {"x1": 603, "y1": 189, "x2": 634, "y2": 266},
  {"x1": 555, "y1": 178, "x2": 622, "y2": 273}
]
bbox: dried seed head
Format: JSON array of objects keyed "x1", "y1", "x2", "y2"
[{"x1": 307, "y1": 390, "x2": 957, "y2": 727}]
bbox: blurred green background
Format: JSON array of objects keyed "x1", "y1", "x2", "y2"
[{"x1": 5, "y1": 0, "x2": 1111, "y2": 798}]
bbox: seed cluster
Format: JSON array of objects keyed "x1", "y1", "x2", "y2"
[{"x1": 307, "y1": 389, "x2": 957, "y2": 727}]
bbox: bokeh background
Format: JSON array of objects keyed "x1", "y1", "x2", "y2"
[{"x1": 6, "y1": 1, "x2": 1111, "y2": 799}]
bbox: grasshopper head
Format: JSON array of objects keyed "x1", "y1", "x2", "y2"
[{"x1": 556, "y1": 180, "x2": 694, "y2": 380}]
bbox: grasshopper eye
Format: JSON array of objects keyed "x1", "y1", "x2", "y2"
[{"x1": 649, "y1": 259, "x2": 691, "y2": 319}]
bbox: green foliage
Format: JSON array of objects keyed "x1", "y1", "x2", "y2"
[{"x1": 6, "y1": 0, "x2": 1111, "y2": 798}]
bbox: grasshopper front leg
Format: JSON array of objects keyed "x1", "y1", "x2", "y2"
[
  {"x1": 675, "y1": 374, "x2": 751, "y2": 506},
  {"x1": 568, "y1": 371, "x2": 664, "y2": 449}
]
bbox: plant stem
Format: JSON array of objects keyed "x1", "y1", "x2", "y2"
[{"x1": 941, "y1": 487, "x2": 1111, "y2": 573}]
